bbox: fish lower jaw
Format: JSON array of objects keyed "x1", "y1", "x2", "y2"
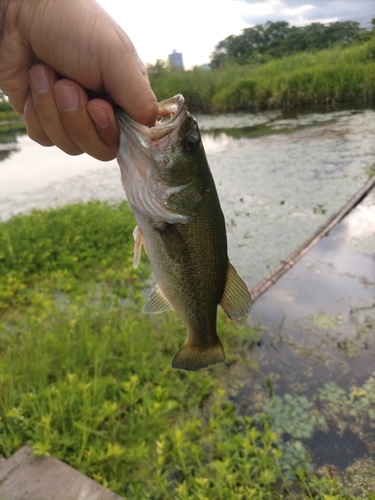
[{"x1": 171, "y1": 340, "x2": 225, "y2": 372}]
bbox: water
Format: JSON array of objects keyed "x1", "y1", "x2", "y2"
[
  {"x1": 230, "y1": 193, "x2": 375, "y2": 490},
  {"x1": 198, "y1": 108, "x2": 375, "y2": 287},
  {"x1": 1, "y1": 108, "x2": 375, "y2": 288},
  {"x1": 1, "y1": 108, "x2": 375, "y2": 491}
]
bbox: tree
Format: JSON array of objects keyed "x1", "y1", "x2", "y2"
[
  {"x1": 210, "y1": 20, "x2": 369, "y2": 67},
  {"x1": 146, "y1": 59, "x2": 169, "y2": 77}
]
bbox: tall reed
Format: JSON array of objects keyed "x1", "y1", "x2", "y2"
[{"x1": 150, "y1": 41, "x2": 375, "y2": 113}]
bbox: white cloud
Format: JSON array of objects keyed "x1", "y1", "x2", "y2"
[
  {"x1": 241, "y1": 0, "x2": 374, "y2": 26},
  {"x1": 98, "y1": 0, "x2": 253, "y2": 68},
  {"x1": 97, "y1": 0, "x2": 374, "y2": 68}
]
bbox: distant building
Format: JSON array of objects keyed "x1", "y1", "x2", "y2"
[{"x1": 168, "y1": 49, "x2": 184, "y2": 71}]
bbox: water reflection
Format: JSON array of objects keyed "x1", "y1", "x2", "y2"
[
  {"x1": 231, "y1": 190, "x2": 375, "y2": 474},
  {"x1": 207, "y1": 108, "x2": 375, "y2": 287},
  {"x1": 198, "y1": 104, "x2": 375, "y2": 479},
  {"x1": 197, "y1": 107, "x2": 365, "y2": 138},
  {"x1": 1, "y1": 108, "x2": 375, "y2": 290}
]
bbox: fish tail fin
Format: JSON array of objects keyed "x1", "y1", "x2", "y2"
[{"x1": 172, "y1": 340, "x2": 225, "y2": 372}]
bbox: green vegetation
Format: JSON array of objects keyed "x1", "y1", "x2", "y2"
[
  {"x1": 0, "y1": 201, "x2": 370, "y2": 498},
  {"x1": 366, "y1": 162, "x2": 375, "y2": 178},
  {"x1": 0, "y1": 122, "x2": 27, "y2": 161},
  {"x1": 210, "y1": 20, "x2": 373, "y2": 66},
  {"x1": 149, "y1": 25, "x2": 375, "y2": 113},
  {"x1": 0, "y1": 94, "x2": 21, "y2": 123}
]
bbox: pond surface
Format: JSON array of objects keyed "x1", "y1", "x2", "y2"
[
  {"x1": 227, "y1": 188, "x2": 375, "y2": 493},
  {"x1": 1, "y1": 107, "x2": 374, "y2": 493},
  {"x1": 2, "y1": 108, "x2": 374, "y2": 287}
]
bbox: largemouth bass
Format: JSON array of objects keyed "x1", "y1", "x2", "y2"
[{"x1": 116, "y1": 94, "x2": 252, "y2": 371}]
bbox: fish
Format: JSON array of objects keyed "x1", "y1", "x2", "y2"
[{"x1": 115, "y1": 94, "x2": 252, "y2": 372}]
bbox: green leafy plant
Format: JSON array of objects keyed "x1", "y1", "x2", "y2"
[{"x1": 0, "y1": 202, "x2": 367, "y2": 499}]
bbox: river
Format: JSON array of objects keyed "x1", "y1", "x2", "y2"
[{"x1": 1, "y1": 107, "x2": 375, "y2": 288}]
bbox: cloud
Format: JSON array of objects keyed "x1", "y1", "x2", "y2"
[
  {"x1": 303, "y1": 0, "x2": 375, "y2": 24},
  {"x1": 240, "y1": 0, "x2": 374, "y2": 26},
  {"x1": 97, "y1": 0, "x2": 374, "y2": 68}
]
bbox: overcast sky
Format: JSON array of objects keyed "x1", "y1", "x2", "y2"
[{"x1": 97, "y1": 0, "x2": 375, "y2": 69}]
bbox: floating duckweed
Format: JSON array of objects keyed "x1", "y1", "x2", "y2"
[
  {"x1": 318, "y1": 372, "x2": 375, "y2": 439},
  {"x1": 261, "y1": 393, "x2": 325, "y2": 440},
  {"x1": 345, "y1": 458, "x2": 375, "y2": 498},
  {"x1": 312, "y1": 313, "x2": 343, "y2": 330}
]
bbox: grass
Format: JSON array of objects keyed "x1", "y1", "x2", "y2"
[
  {"x1": 0, "y1": 110, "x2": 20, "y2": 123},
  {"x1": 0, "y1": 201, "x2": 368, "y2": 498},
  {"x1": 150, "y1": 40, "x2": 375, "y2": 112},
  {"x1": 0, "y1": 99, "x2": 21, "y2": 123}
]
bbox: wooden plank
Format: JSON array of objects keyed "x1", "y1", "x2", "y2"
[{"x1": 0, "y1": 446, "x2": 123, "y2": 500}]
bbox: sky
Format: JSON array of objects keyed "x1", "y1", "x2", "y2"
[{"x1": 97, "y1": 0, "x2": 375, "y2": 69}]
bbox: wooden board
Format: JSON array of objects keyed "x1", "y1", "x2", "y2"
[{"x1": 0, "y1": 446, "x2": 123, "y2": 500}]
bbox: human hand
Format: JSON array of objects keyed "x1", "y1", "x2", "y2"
[{"x1": 0, "y1": 0, "x2": 158, "y2": 161}]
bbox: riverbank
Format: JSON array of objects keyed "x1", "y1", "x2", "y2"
[
  {"x1": 150, "y1": 41, "x2": 375, "y2": 112},
  {"x1": 0, "y1": 104, "x2": 21, "y2": 124},
  {"x1": 1, "y1": 200, "x2": 369, "y2": 499}
]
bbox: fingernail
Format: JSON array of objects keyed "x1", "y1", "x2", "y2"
[
  {"x1": 88, "y1": 106, "x2": 110, "y2": 129},
  {"x1": 55, "y1": 85, "x2": 80, "y2": 112},
  {"x1": 30, "y1": 66, "x2": 51, "y2": 93}
]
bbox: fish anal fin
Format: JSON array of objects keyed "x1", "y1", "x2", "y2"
[
  {"x1": 142, "y1": 284, "x2": 173, "y2": 314},
  {"x1": 172, "y1": 340, "x2": 225, "y2": 372},
  {"x1": 220, "y1": 261, "x2": 253, "y2": 320},
  {"x1": 133, "y1": 225, "x2": 147, "y2": 269}
]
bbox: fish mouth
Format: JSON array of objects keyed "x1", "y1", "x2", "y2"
[
  {"x1": 151, "y1": 94, "x2": 187, "y2": 141},
  {"x1": 115, "y1": 94, "x2": 187, "y2": 146},
  {"x1": 115, "y1": 94, "x2": 192, "y2": 224}
]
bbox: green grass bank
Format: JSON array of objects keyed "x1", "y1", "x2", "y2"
[
  {"x1": 0, "y1": 201, "x2": 372, "y2": 499},
  {"x1": 0, "y1": 98, "x2": 21, "y2": 123},
  {"x1": 150, "y1": 40, "x2": 375, "y2": 113}
]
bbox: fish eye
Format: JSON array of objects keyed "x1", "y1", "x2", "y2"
[{"x1": 183, "y1": 134, "x2": 200, "y2": 154}]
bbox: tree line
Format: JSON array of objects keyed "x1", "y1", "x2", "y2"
[{"x1": 210, "y1": 20, "x2": 375, "y2": 67}]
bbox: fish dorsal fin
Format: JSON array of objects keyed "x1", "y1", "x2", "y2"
[
  {"x1": 133, "y1": 225, "x2": 146, "y2": 269},
  {"x1": 220, "y1": 261, "x2": 253, "y2": 320},
  {"x1": 142, "y1": 284, "x2": 174, "y2": 314}
]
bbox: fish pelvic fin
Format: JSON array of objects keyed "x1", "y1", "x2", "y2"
[
  {"x1": 172, "y1": 340, "x2": 225, "y2": 372},
  {"x1": 220, "y1": 261, "x2": 253, "y2": 320},
  {"x1": 133, "y1": 225, "x2": 146, "y2": 269},
  {"x1": 142, "y1": 284, "x2": 173, "y2": 314}
]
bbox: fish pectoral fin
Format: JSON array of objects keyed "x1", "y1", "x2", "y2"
[
  {"x1": 158, "y1": 223, "x2": 189, "y2": 264},
  {"x1": 172, "y1": 340, "x2": 225, "y2": 372},
  {"x1": 142, "y1": 284, "x2": 174, "y2": 314},
  {"x1": 133, "y1": 225, "x2": 147, "y2": 269},
  {"x1": 220, "y1": 261, "x2": 253, "y2": 320}
]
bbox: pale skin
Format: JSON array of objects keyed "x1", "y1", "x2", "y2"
[{"x1": 0, "y1": 0, "x2": 158, "y2": 161}]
